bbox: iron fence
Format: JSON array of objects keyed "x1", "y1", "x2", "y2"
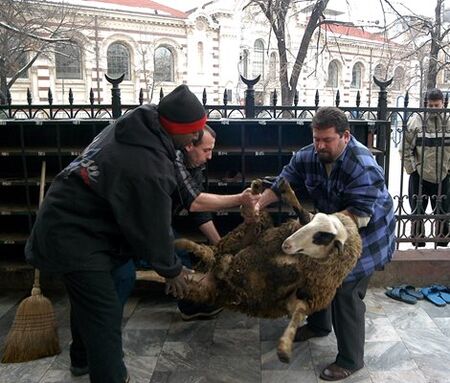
[{"x1": 0, "y1": 75, "x2": 449, "y2": 249}]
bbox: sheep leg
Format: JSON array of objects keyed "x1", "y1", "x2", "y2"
[
  {"x1": 185, "y1": 271, "x2": 217, "y2": 304},
  {"x1": 277, "y1": 178, "x2": 311, "y2": 225},
  {"x1": 174, "y1": 238, "x2": 216, "y2": 267},
  {"x1": 277, "y1": 297, "x2": 309, "y2": 363}
]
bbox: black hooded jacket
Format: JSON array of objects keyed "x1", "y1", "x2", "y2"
[{"x1": 25, "y1": 104, "x2": 183, "y2": 278}]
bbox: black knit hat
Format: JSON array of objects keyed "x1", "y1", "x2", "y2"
[{"x1": 158, "y1": 84, "x2": 206, "y2": 135}]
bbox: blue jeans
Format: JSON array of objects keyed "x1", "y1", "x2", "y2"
[{"x1": 111, "y1": 259, "x2": 136, "y2": 307}]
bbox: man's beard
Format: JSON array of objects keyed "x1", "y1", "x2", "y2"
[{"x1": 317, "y1": 152, "x2": 334, "y2": 163}]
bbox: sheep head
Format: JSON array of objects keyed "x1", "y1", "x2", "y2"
[{"x1": 281, "y1": 213, "x2": 348, "y2": 258}]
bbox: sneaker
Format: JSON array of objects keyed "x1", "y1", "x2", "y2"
[
  {"x1": 70, "y1": 365, "x2": 89, "y2": 377},
  {"x1": 178, "y1": 301, "x2": 223, "y2": 321}
]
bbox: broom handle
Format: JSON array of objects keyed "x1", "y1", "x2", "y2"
[{"x1": 32, "y1": 161, "x2": 46, "y2": 291}]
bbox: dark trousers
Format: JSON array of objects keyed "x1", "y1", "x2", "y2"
[
  {"x1": 63, "y1": 270, "x2": 128, "y2": 383},
  {"x1": 306, "y1": 275, "x2": 371, "y2": 370},
  {"x1": 408, "y1": 172, "x2": 449, "y2": 240}
]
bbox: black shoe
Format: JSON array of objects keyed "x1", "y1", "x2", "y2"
[
  {"x1": 294, "y1": 325, "x2": 329, "y2": 342},
  {"x1": 320, "y1": 363, "x2": 361, "y2": 381},
  {"x1": 70, "y1": 365, "x2": 89, "y2": 377},
  {"x1": 178, "y1": 302, "x2": 223, "y2": 321},
  {"x1": 437, "y1": 242, "x2": 449, "y2": 247}
]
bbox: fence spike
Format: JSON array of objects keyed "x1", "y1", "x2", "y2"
[
  {"x1": 202, "y1": 88, "x2": 207, "y2": 105},
  {"x1": 335, "y1": 90, "x2": 340, "y2": 107},
  {"x1": 48, "y1": 88, "x2": 53, "y2": 105},
  {"x1": 159, "y1": 87, "x2": 164, "y2": 101},
  {"x1": 6, "y1": 88, "x2": 11, "y2": 105},
  {"x1": 356, "y1": 90, "x2": 361, "y2": 107},
  {"x1": 89, "y1": 88, "x2": 95, "y2": 105},
  {"x1": 223, "y1": 89, "x2": 228, "y2": 105},
  {"x1": 404, "y1": 91, "x2": 409, "y2": 107},
  {"x1": 294, "y1": 90, "x2": 299, "y2": 106},
  {"x1": 424, "y1": 90, "x2": 428, "y2": 108},
  {"x1": 68, "y1": 88, "x2": 74, "y2": 105},
  {"x1": 315, "y1": 89, "x2": 319, "y2": 107},
  {"x1": 27, "y1": 88, "x2": 32, "y2": 105},
  {"x1": 139, "y1": 88, "x2": 144, "y2": 105},
  {"x1": 272, "y1": 89, "x2": 277, "y2": 106}
]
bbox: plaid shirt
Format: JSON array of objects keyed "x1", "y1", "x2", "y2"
[
  {"x1": 274, "y1": 136, "x2": 395, "y2": 282},
  {"x1": 172, "y1": 150, "x2": 212, "y2": 227}
]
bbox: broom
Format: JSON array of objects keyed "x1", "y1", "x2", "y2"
[{"x1": 2, "y1": 161, "x2": 61, "y2": 363}]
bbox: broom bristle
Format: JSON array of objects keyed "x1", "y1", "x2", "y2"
[{"x1": 1, "y1": 292, "x2": 61, "y2": 363}]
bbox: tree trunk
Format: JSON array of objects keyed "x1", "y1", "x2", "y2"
[
  {"x1": 276, "y1": 0, "x2": 330, "y2": 106},
  {"x1": 426, "y1": 0, "x2": 443, "y2": 90}
]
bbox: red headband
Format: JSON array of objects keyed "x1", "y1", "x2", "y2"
[{"x1": 159, "y1": 115, "x2": 206, "y2": 135}]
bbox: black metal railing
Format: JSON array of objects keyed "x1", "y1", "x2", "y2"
[{"x1": 0, "y1": 74, "x2": 449, "y2": 249}]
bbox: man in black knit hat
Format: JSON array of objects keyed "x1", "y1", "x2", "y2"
[{"x1": 25, "y1": 85, "x2": 207, "y2": 383}]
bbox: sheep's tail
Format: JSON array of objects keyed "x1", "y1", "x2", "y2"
[
  {"x1": 277, "y1": 178, "x2": 311, "y2": 225},
  {"x1": 174, "y1": 238, "x2": 216, "y2": 267}
]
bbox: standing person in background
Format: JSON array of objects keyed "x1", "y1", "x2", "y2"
[
  {"x1": 255, "y1": 107, "x2": 395, "y2": 381},
  {"x1": 400, "y1": 88, "x2": 449, "y2": 247},
  {"x1": 25, "y1": 85, "x2": 206, "y2": 383}
]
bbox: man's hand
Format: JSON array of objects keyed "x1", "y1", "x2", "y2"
[
  {"x1": 240, "y1": 188, "x2": 261, "y2": 222},
  {"x1": 240, "y1": 187, "x2": 261, "y2": 207},
  {"x1": 164, "y1": 266, "x2": 194, "y2": 299}
]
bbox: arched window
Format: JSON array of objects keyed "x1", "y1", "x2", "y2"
[
  {"x1": 55, "y1": 42, "x2": 82, "y2": 80},
  {"x1": 154, "y1": 46, "x2": 174, "y2": 82},
  {"x1": 107, "y1": 42, "x2": 131, "y2": 80},
  {"x1": 374, "y1": 64, "x2": 386, "y2": 81},
  {"x1": 326, "y1": 60, "x2": 339, "y2": 87},
  {"x1": 253, "y1": 39, "x2": 264, "y2": 79},
  {"x1": 197, "y1": 42, "x2": 204, "y2": 73},
  {"x1": 392, "y1": 66, "x2": 405, "y2": 91},
  {"x1": 241, "y1": 49, "x2": 249, "y2": 78},
  {"x1": 351, "y1": 62, "x2": 363, "y2": 89},
  {"x1": 269, "y1": 52, "x2": 277, "y2": 80}
]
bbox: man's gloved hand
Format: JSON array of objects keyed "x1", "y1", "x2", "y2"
[{"x1": 164, "y1": 266, "x2": 194, "y2": 299}]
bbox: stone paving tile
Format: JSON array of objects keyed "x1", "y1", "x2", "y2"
[{"x1": 0, "y1": 288, "x2": 449, "y2": 383}]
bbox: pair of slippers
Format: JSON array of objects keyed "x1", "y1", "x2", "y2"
[
  {"x1": 420, "y1": 284, "x2": 450, "y2": 307},
  {"x1": 385, "y1": 284, "x2": 424, "y2": 305},
  {"x1": 385, "y1": 284, "x2": 450, "y2": 306}
]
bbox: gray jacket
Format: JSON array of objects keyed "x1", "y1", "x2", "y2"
[{"x1": 400, "y1": 112, "x2": 450, "y2": 183}]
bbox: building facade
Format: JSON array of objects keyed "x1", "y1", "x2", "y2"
[{"x1": 8, "y1": 0, "x2": 422, "y2": 107}]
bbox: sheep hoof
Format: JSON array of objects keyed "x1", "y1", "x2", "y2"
[{"x1": 276, "y1": 349, "x2": 291, "y2": 364}]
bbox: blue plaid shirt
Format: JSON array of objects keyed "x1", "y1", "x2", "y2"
[{"x1": 274, "y1": 136, "x2": 395, "y2": 282}]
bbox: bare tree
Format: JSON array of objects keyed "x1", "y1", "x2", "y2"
[
  {"x1": 383, "y1": 0, "x2": 450, "y2": 91},
  {"x1": 245, "y1": 0, "x2": 330, "y2": 106},
  {"x1": 0, "y1": 0, "x2": 84, "y2": 102}
]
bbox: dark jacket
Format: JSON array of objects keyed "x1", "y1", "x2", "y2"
[{"x1": 25, "y1": 104, "x2": 182, "y2": 278}]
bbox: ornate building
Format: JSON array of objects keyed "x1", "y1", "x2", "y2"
[{"x1": 8, "y1": 0, "x2": 420, "y2": 107}]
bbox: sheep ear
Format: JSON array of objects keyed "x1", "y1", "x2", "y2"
[{"x1": 334, "y1": 240, "x2": 344, "y2": 256}]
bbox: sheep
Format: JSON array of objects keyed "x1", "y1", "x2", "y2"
[
  {"x1": 189, "y1": 178, "x2": 304, "y2": 270},
  {"x1": 175, "y1": 180, "x2": 362, "y2": 363}
]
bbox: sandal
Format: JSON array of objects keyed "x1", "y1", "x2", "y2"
[{"x1": 385, "y1": 286, "x2": 417, "y2": 304}]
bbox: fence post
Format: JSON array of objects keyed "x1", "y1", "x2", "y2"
[
  {"x1": 105, "y1": 73, "x2": 125, "y2": 119},
  {"x1": 374, "y1": 76, "x2": 393, "y2": 184},
  {"x1": 240, "y1": 75, "x2": 260, "y2": 118}
]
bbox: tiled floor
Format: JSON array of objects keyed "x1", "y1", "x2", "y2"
[{"x1": 0, "y1": 286, "x2": 449, "y2": 383}]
